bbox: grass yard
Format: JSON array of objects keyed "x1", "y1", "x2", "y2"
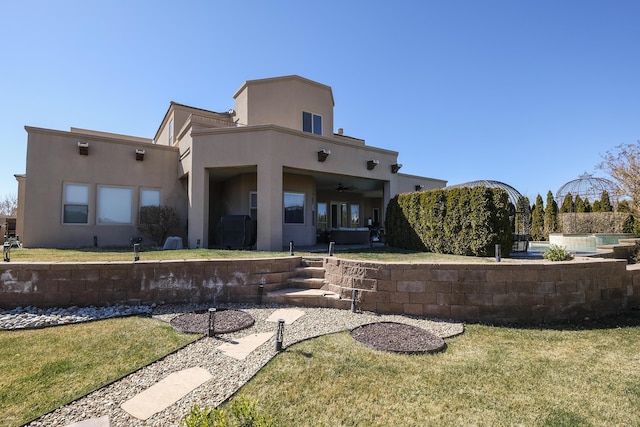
[
  {"x1": 0, "y1": 317, "x2": 199, "y2": 427},
  {"x1": 228, "y1": 312, "x2": 640, "y2": 426}
]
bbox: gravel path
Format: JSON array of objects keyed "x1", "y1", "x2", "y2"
[{"x1": 25, "y1": 303, "x2": 464, "y2": 427}]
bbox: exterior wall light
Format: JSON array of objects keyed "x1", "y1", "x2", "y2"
[
  {"x1": 317, "y1": 149, "x2": 331, "y2": 162},
  {"x1": 415, "y1": 185, "x2": 424, "y2": 191},
  {"x1": 367, "y1": 159, "x2": 379, "y2": 170},
  {"x1": 135, "y1": 149, "x2": 145, "y2": 161},
  {"x1": 391, "y1": 163, "x2": 402, "y2": 173},
  {"x1": 78, "y1": 141, "x2": 89, "y2": 155}
]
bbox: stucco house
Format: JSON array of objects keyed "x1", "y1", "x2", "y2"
[{"x1": 15, "y1": 75, "x2": 446, "y2": 251}]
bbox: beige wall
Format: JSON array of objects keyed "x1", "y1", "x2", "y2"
[
  {"x1": 396, "y1": 173, "x2": 447, "y2": 194},
  {"x1": 234, "y1": 76, "x2": 334, "y2": 135},
  {"x1": 22, "y1": 127, "x2": 187, "y2": 247},
  {"x1": 14, "y1": 174, "x2": 25, "y2": 240}
]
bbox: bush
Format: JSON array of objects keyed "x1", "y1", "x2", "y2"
[
  {"x1": 138, "y1": 205, "x2": 181, "y2": 246},
  {"x1": 180, "y1": 397, "x2": 277, "y2": 427},
  {"x1": 543, "y1": 244, "x2": 574, "y2": 261}
]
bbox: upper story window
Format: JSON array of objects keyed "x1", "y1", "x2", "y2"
[{"x1": 302, "y1": 112, "x2": 322, "y2": 135}]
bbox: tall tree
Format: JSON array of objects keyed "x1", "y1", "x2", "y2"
[
  {"x1": 0, "y1": 193, "x2": 17, "y2": 216},
  {"x1": 599, "y1": 142, "x2": 640, "y2": 212},
  {"x1": 583, "y1": 197, "x2": 592, "y2": 213},
  {"x1": 530, "y1": 194, "x2": 545, "y2": 241},
  {"x1": 599, "y1": 190, "x2": 613, "y2": 212},
  {"x1": 560, "y1": 193, "x2": 574, "y2": 213},
  {"x1": 544, "y1": 191, "x2": 559, "y2": 238},
  {"x1": 575, "y1": 195, "x2": 585, "y2": 213}
]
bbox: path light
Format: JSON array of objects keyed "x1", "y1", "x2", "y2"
[
  {"x1": 257, "y1": 284, "x2": 264, "y2": 305},
  {"x1": 208, "y1": 308, "x2": 217, "y2": 338},
  {"x1": 495, "y1": 244, "x2": 501, "y2": 262},
  {"x1": 133, "y1": 243, "x2": 140, "y2": 261},
  {"x1": 289, "y1": 241, "x2": 294, "y2": 256},
  {"x1": 351, "y1": 289, "x2": 358, "y2": 313},
  {"x1": 3, "y1": 242, "x2": 10, "y2": 262},
  {"x1": 328, "y1": 241, "x2": 335, "y2": 256},
  {"x1": 275, "y1": 318, "x2": 285, "y2": 351}
]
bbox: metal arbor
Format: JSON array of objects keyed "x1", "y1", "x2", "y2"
[{"x1": 555, "y1": 173, "x2": 619, "y2": 208}]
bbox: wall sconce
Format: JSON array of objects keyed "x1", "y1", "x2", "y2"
[
  {"x1": 78, "y1": 141, "x2": 89, "y2": 155},
  {"x1": 367, "y1": 159, "x2": 379, "y2": 170},
  {"x1": 317, "y1": 148, "x2": 331, "y2": 162},
  {"x1": 415, "y1": 185, "x2": 424, "y2": 191},
  {"x1": 135, "y1": 149, "x2": 145, "y2": 161},
  {"x1": 391, "y1": 163, "x2": 402, "y2": 173}
]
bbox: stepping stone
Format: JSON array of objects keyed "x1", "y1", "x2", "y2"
[
  {"x1": 217, "y1": 332, "x2": 274, "y2": 360},
  {"x1": 266, "y1": 308, "x2": 305, "y2": 324},
  {"x1": 64, "y1": 416, "x2": 110, "y2": 427},
  {"x1": 121, "y1": 367, "x2": 212, "y2": 420}
]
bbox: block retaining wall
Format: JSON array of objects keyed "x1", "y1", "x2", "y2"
[
  {"x1": 2, "y1": 256, "x2": 640, "y2": 324},
  {"x1": 325, "y1": 257, "x2": 640, "y2": 324},
  {"x1": 0, "y1": 258, "x2": 300, "y2": 308}
]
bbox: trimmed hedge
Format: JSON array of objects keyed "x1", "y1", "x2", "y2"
[{"x1": 385, "y1": 187, "x2": 513, "y2": 257}]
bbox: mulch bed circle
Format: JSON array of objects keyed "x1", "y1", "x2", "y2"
[
  {"x1": 170, "y1": 309, "x2": 255, "y2": 334},
  {"x1": 350, "y1": 322, "x2": 446, "y2": 354}
]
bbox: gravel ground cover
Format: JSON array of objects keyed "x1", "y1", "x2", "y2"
[{"x1": 25, "y1": 303, "x2": 464, "y2": 427}]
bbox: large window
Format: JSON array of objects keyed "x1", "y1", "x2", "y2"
[
  {"x1": 350, "y1": 204, "x2": 360, "y2": 227},
  {"x1": 63, "y1": 183, "x2": 89, "y2": 224},
  {"x1": 302, "y1": 111, "x2": 322, "y2": 135},
  {"x1": 317, "y1": 202, "x2": 327, "y2": 231},
  {"x1": 284, "y1": 192, "x2": 304, "y2": 224},
  {"x1": 98, "y1": 186, "x2": 132, "y2": 224},
  {"x1": 140, "y1": 188, "x2": 161, "y2": 207}
]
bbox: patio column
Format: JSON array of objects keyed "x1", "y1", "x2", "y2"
[{"x1": 256, "y1": 163, "x2": 283, "y2": 251}]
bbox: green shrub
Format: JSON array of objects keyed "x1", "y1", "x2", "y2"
[
  {"x1": 181, "y1": 397, "x2": 276, "y2": 427},
  {"x1": 543, "y1": 244, "x2": 574, "y2": 261}
]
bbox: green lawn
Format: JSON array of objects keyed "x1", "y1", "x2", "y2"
[
  {"x1": 0, "y1": 317, "x2": 199, "y2": 427},
  {"x1": 227, "y1": 312, "x2": 640, "y2": 426}
]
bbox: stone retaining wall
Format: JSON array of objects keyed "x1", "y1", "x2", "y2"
[
  {"x1": 2, "y1": 256, "x2": 640, "y2": 324},
  {"x1": 324, "y1": 257, "x2": 640, "y2": 324},
  {"x1": 0, "y1": 258, "x2": 299, "y2": 308}
]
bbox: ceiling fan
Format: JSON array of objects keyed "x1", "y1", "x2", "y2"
[{"x1": 336, "y1": 183, "x2": 357, "y2": 192}]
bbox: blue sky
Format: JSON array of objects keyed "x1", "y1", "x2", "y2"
[{"x1": 1, "y1": 0, "x2": 639, "y2": 204}]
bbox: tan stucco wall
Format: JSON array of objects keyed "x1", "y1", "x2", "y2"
[{"x1": 22, "y1": 127, "x2": 187, "y2": 247}]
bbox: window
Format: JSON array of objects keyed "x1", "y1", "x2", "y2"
[
  {"x1": 341, "y1": 203, "x2": 348, "y2": 228},
  {"x1": 63, "y1": 183, "x2": 89, "y2": 224},
  {"x1": 140, "y1": 188, "x2": 160, "y2": 207},
  {"x1": 284, "y1": 192, "x2": 304, "y2": 224},
  {"x1": 302, "y1": 111, "x2": 322, "y2": 135},
  {"x1": 317, "y1": 202, "x2": 327, "y2": 231},
  {"x1": 250, "y1": 192, "x2": 257, "y2": 219},
  {"x1": 97, "y1": 186, "x2": 132, "y2": 224},
  {"x1": 350, "y1": 204, "x2": 360, "y2": 227}
]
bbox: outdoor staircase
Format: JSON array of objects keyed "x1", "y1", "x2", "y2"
[{"x1": 265, "y1": 257, "x2": 350, "y2": 309}]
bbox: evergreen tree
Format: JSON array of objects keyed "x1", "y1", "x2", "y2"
[
  {"x1": 618, "y1": 200, "x2": 632, "y2": 213},
  {"x1": 543, "y1": 191, "x2": 559, "y2": 238},
  {"x1": 592, "y1": 200, "x2": 602, "y2": 212},
  {"x1": 583, "y1": 197, "x2": 592, "y2": 213},
  {"x1": 514, "y1": 196, "x2": 530, "y2": 235},
  {"x1": 600, "y1": 190, "x2": 613, "y2": 212},
  {"x1": 530, "y1": 194, "x2": 545, "y2": 241},
  {"x1": 560, "y1": 193, "x2": 574, "y2": 213},
  {"x1": 575, "y1": 195, "x2": 585, "y2": 213}
]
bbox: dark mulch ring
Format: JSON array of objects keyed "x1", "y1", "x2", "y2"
[
  {"x1": 351, "y1": 322, "x2": 447, "y2": 354},
  {"x1": 170, "y1": 309, "x2": 255, "y2": 334}
]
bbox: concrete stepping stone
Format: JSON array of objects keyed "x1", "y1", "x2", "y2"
[
  {"x1": 217, "y1": 332, "x2": 274, "y2": 360},
  {"x1": 64, "y1": 416, "x2": 110, "y2": 427},
  {"x1": 266, "y1": 308, "x2": 305, "y2": 324},
  {"x1": 120, "y1": 366, "x2": 213, "y2": 420}
]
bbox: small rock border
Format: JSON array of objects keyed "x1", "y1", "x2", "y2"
[{"x1": 351, "y1": 321, "x2": 447, "y2": 354}]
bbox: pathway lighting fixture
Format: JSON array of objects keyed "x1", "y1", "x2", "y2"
[
  {"x1": 289, "y1": 240, "x2": 294, "y2": 256},
  {"x1": 208, "y1": 308, "x2": 217, "y2": 338},
  {"x1": 257, "y1": 284, "x2": 264, "y2": 305},
  {"x1": 275, "y1": 318, "x2": 285, "y2": 351},
  {"x1": 351, "y1": 289, "x2": 358, "y2": 313},
  {"x1": 328, "y1": 241, "x2": 335, "y2": 256},
  {"x1": 495, "y1": 244, "x2": 501, "y2": 262},
  {"x1": 133, "y1": 243, "x2": 140, "y2": 261},
  {"x1": 3, "y1": 242, "x2": 10, "y2": 262}
]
